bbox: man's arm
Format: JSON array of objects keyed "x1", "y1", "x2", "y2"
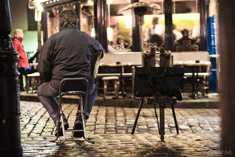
[
  {"x1": 87, "y1": 34, "x2": 104, "y2": 58},
  {"x1": 37, "y1": 39, "x2": 53, "y2": 82},
  {"x1": 145, "y1": 28, "x2": 150, "y2": 41}
]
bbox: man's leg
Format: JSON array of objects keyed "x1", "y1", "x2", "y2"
[
  {"x1": 76, "y1": 83, "x2": 97, "y2": 119},
  {"x1": 37, "y1": 82, "x2": 69, "y2": 136},
  {"x1": 19, "y1": 68, "x2": 25, "y2": 90},
  {"x1": 85, "y1": 83, "x2": 97, "y2": 118},
  {"x1": 74, "y1": 83, "x2": 97, "y2": 137},
  {"x1": 37, "y1": 82, "x2": 59, "y2": 123}
]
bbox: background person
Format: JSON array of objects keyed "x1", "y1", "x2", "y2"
[
  {"x1": 176, "y1": 28, "x2": 197, "y2": 45},
  {"x1": 37, "y1": 9, "x2": 103, "y2": 137},
  {"x1": 13, "y1": 29, "x2": 30, "y2": 91},
  {"x1": 173, "y1": 24, "x2": 182, "y2": 41},
  {"x1": 116, "y1": 35, "x2": 129, "y2": 50},
  {"x1": 145, "y1": 17, "x2": 164, "y2": 43}
]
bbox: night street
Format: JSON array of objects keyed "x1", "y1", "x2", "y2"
[{"x1": 20, "y1": 100, "x2": 221, "y2": 156}]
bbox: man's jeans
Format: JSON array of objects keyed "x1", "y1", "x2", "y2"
[{"x1": 37, "y1": 82, "x2": 97, "y2": 123}]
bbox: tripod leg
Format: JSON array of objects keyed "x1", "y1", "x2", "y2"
[
  {"x1": 154, "y1": 104, "x2": 160, "y2": 134},
  {"x1": 131, "y1": 98, "x2": 144, "y2": 135},
  {"x1": 171, "y1": 103, "x2": 179, "y2": 134},
  {"x1": 159, "y1": 104, "x2": 165, "y2": 142}
]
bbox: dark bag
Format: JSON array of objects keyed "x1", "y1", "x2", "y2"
[{"x1": 134, "y1": 67, "x2": 185, "y2": 101}]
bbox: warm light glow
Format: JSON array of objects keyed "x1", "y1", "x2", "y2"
[
  {"x1": 91, "y1": 28, "x2": 95, "y2": 38},
  {"x1": 35, "y1": 8, "x2": 42, "y2": 21},
  {"x1": 125, "y1": 16, "x2": 132, "y2": 29},
  {"x1": 34, "y1": 0, "x2": 49, "y2": 3},
  {"x1": 107, "y1": 27, "x2": 113, "y2": 41}
]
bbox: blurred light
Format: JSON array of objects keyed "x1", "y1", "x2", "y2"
[
  {"x1": 107, "y1": 27, "x2": 113, "y2": 41},
  {"x1": 35, "y1": 8, "x2": 42, "y2": 21},
  {"x1": 91, "y1": 28, "x2": 95, "y2": 38},
  {"x1": 125, "y1": 16, "x2": 132, "y2": 29}
]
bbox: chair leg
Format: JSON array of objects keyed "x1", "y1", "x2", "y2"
[
  {"x1": 131, "y1": 98, "x2": 144, "y2": 135},
  {"x1": 50, "y1": 95, "x2": 66, "y2": 144},
  {"x1": 171, "y1": 103, "x2": 179, "y2": 134},
  {"x1": 80, "y1": 97, "x2": 95, "y2": 144}
]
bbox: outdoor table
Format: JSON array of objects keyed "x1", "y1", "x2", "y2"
[{"x1": 174, "y1": 60, "x2": 211, "y2": 99}]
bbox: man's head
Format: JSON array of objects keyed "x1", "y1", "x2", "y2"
[
  {"x1": 152, "y1": 17, "x2": 159, "y2": 25},
  {"x1": 59, "y1": 9, "x2": 78, "y2": 29},
  {"x1": 181, "y1": 28, "x2": 189, "y2": 37}
]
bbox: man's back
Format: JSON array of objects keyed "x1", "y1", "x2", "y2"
[{"x1": 38, "y1": 26, "x2": 103, "y2": 91}]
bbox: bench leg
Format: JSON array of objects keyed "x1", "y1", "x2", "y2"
[
  {"x1": 171, "y1": 104, "x2": 179, "y2": 134},
  {"x1": 103, "y1": 80, "x2": 108, "y2": 99},
  {"x1": 114, "y1": 80, "x2": 119, "y2": 98},
  {"x1": 131, "y1": 98, "x2": 144, "y2": 135}
]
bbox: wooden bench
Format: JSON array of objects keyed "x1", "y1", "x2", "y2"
[
  {"x1": 98, "y1": 52, "x2": 142, "y2": 97},
  {"x1": 27, "y1": 72, "x2": 40, "y2": 93}
]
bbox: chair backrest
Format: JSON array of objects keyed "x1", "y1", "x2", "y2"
[
  {"x1": 59, "y1": 78, "x2": 89, "y2": 93},
  {"x1": 175, "y1": 40, "x2": 199, "y2": 52},
  {"x1": 91, "y1": 50, "x2": 103, "y2": 79}
]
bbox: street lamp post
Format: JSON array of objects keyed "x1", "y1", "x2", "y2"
[{"x1": 0, "y1": 0, "x2": 23, "y2": 156}]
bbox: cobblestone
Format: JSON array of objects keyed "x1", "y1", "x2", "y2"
[{"x1": 19, "y1": 101, "x2": 225, "y2": 157}]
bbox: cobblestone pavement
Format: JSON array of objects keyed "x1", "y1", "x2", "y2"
[{"x1": 20, "y1": 101, "x2": 224, "y2": 157}]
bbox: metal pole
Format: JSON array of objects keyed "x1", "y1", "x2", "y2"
[
  {"x1": 164, "y1": 0, "x2": 173, "y2": 51},
  {"x1": 37, "y1": 21, "x2": 42, "y2": 52},
  {"x1": 0, "y1": 0, "x2": 23, "y2": 156},
  {"x1": 94, "y1": 0, "x2": 107, "y2": 52},
  {"x1": 131, "y1": 0, "x2": 141, "y2": 52}
]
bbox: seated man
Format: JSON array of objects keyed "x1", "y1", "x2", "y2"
[
  {"x1": 175, "y1": 28, "x2": 199, "y2": 51},
  {"x1": 37, "y1": 9, "x2": 103, "y2": 137},
  {"x1": 176, "y1": 28, "x2": 197, "y2": 45}
]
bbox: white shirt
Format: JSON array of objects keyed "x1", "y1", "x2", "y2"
[
  {"x1": 145, "y1": 24, "x2": 165, "y2": 41},
  {"x1": 173, "y1": 30, "x2": 183, "y2": 41}
]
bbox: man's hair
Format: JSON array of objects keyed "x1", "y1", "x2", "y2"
[
  {"x1": 152, "y1": 17, "x2": 159, "y2": 23},
  {"x1": 59, "y1": 9, "x2": 78, "y2": 28},
  {"x1": 181, "y1": 28, "x2": 189, "y2": 36}
]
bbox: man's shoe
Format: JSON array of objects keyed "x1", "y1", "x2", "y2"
[
  {"x1": 55, "y1": 119, "x2": 69, "y2": 136},
  {"x1": 73, "y1": 114, "x2": 85, "y2": 137},
  {"x1": 20, "y1": 87, "x2": 26, "y2": 91}
]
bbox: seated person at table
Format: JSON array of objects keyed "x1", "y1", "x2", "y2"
[
  {"x1": 175, "y1": 28, "x2": 199, "y2": 51},
  {"x1": 37, "y1": 9, "x2": 103, "y2": 137},
  {"x1": 176, "y1": 28, "x2": 197, "y2": 45},
  {"x1": 108, "y1": 41, "x2": 116, "y2": 53},
  {"x1": 116, "y1": 35, "x2": 130, "y2": 50}
]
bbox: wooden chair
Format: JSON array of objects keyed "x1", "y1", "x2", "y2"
[{"x1": 102, "y1": 76, "x2": 120, "y2": 99}]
